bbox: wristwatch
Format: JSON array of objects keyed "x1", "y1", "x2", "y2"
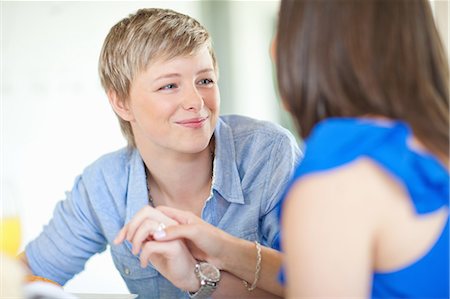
[{"x1": 188, "y1": 262, "x2": 221, "y2": 299}]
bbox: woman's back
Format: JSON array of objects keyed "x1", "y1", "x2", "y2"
[
  {"x1": 275, "y1": 0, "x2": 449, "y2": 297},
  {"x1": 281, "y1": 117, "x2": 449, "y2": 298}
]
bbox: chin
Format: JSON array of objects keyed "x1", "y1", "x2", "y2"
[{"x1": 182, "y1": 139, "x2": 212, "y2": 154}]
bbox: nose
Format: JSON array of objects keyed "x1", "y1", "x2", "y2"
[{"x1": 181, "y1": 85, "x2": 204, "y2": 112}]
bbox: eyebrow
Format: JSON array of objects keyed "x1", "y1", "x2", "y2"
[
  {"x1": 153, "y1": 73, "x2": 181, "y2": 81},
  {"x1": 197, "y1": 68, "x2": 215, "y2": 75},
  {"x1": 153, "y1": 68, "x2": 215, "y2": 82}
]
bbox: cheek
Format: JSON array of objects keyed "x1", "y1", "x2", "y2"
[
  {"x1": 204, "y1": 88, "x2": 220, "y2": 111},
  {"x1": 145, "y1": 96, "x2": 176, "y2": 113},
  {"x1": 131, "y1": 99, "x2": 174, "y2": 126}
]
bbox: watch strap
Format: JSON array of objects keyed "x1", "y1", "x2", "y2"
[{"x1": 188, "y1": 280, "x2": 217, "y2": 299}]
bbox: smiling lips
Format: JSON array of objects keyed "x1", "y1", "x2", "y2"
[{"x1": 176, "y1": 117, "x2": 208, "y2": 129}]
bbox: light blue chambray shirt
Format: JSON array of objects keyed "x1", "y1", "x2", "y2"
[{"x1": 26, "y1": 115, "x2": 301, "y2": 299}]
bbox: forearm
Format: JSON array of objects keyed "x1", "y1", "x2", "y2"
[
  {"x1": 17, "y1": 252, "x2": 62, "y2": 286},
  {"x1": 213, "y1": 271, "x2": 282, "y2": 299},
  {"x1": 218, "y1": 236, "x2": 284, "y2": 297},
  {"x1": 151, "y1": 206, "x2": 285, "y2": 296}
]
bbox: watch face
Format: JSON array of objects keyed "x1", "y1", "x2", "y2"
[{"x1": 199, "y1": 263, "x2": 220, "y2": 281}]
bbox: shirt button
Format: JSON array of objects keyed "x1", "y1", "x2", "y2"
[{"x1": 124, "y1": 268, "x2": 131, "y2": 275}]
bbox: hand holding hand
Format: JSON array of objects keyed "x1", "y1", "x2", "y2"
[
  {"x1": 113, "y1": 206, "x2": 200, "y2": 291},
  {"x1": 113, "y1": 205, "x2": 178, "y2": 255},
  {"x1": 139, "y1": 239, "x2": 199, "y2": 291},
  {"x1": 153, "y1": 206, "x2": 236, "y2": 269}
]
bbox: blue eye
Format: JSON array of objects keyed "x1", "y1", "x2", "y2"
[
  {"x1": 198, "y1": 78, "x2": 214, "y2": 85},
  {"x1": 159, "y1": 83, "x2": 177, "y2": 90}
]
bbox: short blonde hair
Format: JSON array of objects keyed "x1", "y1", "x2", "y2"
[{"x1": 99, "y1": 8, "x2": 217, "y2": 147}]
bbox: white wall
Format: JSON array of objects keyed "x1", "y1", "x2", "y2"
[
  {"x1": 430, "y1": 0, "x2": 449, "y2": 60},
  {"x1": 227, "y1": 1, "x2": 281, "y2": 122}
]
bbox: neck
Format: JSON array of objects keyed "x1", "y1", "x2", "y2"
[{"x1": 141, "y1": 141, "x2": 214, "y2": 214}]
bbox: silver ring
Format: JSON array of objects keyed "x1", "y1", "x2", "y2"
[{"x1": 157, "y1": 222, "x2": 166, "y2": 232}]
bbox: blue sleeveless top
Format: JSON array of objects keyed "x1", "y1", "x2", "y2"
[{"x1": 275, "y1": 117, "x2": 449, "y2": 298}]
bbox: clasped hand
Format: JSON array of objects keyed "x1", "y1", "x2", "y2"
[
  {"x1": 113, "y1": 205, "x2": 231, "y2": 291},
  {"x1": 113, "y1": 206, "x2": 199, "y2": 291}
]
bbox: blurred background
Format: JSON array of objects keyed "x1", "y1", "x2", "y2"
[{"x1": 2, "y1": 0, "x2": 448, "y2": 294}]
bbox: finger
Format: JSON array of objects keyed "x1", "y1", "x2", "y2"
[
  {"x1": 153, "y1": 223, "x2": 202, "y2": 242},
  {"x1": 139, "y1": 240, "x2": 179, "y2": 268},
  {"x1": 139, "y1": 241, "x2": 157, "y2": 268},
  {"x1": 131, "y1": 219, "x2": 159, "y2": 255},
  {"x1": 125, "y1": 206, "x2": 157, "y2": 241},
  {"x1": 126, "y1": 206, "x2": 177, "y2": 241},
  {"x1": 113, "y1": 225, "x2": 128, "y2": 245},
  {"x1": 156, "y1": 206, "x2": 198, "y2": 225}
]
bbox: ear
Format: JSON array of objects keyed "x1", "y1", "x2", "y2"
[
  {"x1": 270, "y1": 35, "x2": 277, "y2": 62},
  {"x1": 107, "y1": 90, "x2": 134, "y2": 121},
  {"x1": 280, "y1": 98, "x2": 292, "y2": 113}
]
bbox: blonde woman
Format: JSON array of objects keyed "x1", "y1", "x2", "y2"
[{"x1": 22, "y1": 8, "x2": 300, "y2": 299}]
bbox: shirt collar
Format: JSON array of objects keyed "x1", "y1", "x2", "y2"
[
  {"x1": 125, "y1": 117, "x2": 246, "y2": 225},
  {"x1": 125, "y1": 149, "x2": 149, "y2": 224},
  {"x1": 212, "y1": 117, "x2": 245, "y2": 204}
]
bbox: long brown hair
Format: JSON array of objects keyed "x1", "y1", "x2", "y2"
[{"x1": 276, "y1": 0, "x2": 449, "y2": 159}]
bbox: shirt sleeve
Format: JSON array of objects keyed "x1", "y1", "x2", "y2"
[
  {"x1": 260, "y1": 133, "x2": 302, "y2": 248},
  {"x1": 25, "y1": 175, "x2": 107, "y2": 285}
]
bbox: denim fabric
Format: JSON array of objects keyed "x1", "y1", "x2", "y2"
[{"x1": 26, "y1": 115, "x2": 301, "y2": 299}]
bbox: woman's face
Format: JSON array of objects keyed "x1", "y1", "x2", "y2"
[{"x1": 126, "y1": 46, "x2": 220, "y2": 156}]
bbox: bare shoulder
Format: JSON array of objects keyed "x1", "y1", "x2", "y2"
[
  {"x1": 282, "y1": 157, "x2": 411, "y2": 235},
  {"x1": 286, "y1": 157, "x2": 405, "y2": 207},
  {"x1": 281, "y1": 158, "x2": 384, "y2": 295}
]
